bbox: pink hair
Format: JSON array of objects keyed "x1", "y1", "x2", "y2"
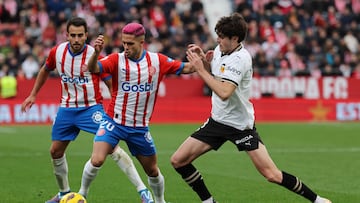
[{"x1": 122, "y1": 23, "x2": 146, "y2": 36}]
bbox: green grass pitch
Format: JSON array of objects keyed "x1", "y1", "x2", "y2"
[{"x1": 0, "y1": 122, "x2": 359, "y2": 203}]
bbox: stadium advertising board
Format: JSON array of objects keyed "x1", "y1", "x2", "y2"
[{"x1": 1, "y1": 77, "x2": 360, "y2": 124}]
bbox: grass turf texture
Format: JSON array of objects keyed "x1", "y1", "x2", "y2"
[{"x1": 0, "y1": 122, "x2": 359, "y2": 203}]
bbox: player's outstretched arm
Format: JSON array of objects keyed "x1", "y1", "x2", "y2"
[
  {"x1": 21, "y1": 66, "x2": 50, "y2": 112},
  {"x1": 87, "y1": 35, "x2": 104, "y2": 73}
]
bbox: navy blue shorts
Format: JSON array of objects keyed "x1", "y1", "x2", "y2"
[
  {"x1": 52, "y1": 104, "x2": 105, "y2": 141},
  {"x1": 94, "y1": 114, "x2": 156, "y2": 156}
]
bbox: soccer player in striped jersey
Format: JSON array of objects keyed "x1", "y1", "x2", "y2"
[
  {"x1": 170, "y1": 13, "x2": 332, "y2": 203},
  {"x1": 21, "y1": 17, "x2": 152, "y2": 203},
  {"x1": 78, "y1": 22, "x2": 195, "y2": 203}
]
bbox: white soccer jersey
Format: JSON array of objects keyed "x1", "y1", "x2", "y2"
[
  {"x1": 46, "y1": 42, "x2": 108, "y2": 108},
  {"x1": 210, "y1": 44, "x2": 255, "y2": 130},
  {"x1": 98, "y1": 50, "x2": 184, "y2": 127}
]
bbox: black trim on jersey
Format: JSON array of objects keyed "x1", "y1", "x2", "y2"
[
  {"x1": 221, "y1": 77, "x2": 238, "y2": 86},
  {"x1": 221, "y1": 43, "x2": 242, "y2": 56}
]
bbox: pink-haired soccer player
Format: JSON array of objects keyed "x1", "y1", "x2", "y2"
[{"x1": 78, "y1": 22, "x2": 195, "y2": 203}]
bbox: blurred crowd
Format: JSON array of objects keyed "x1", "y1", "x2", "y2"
[{"x1": 1, "y1": 0, "x2": 360, "y2": 82}]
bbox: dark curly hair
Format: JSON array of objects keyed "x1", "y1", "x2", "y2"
[{"x1": 215, "y1": 12, "x2": 248, "y2": 43}]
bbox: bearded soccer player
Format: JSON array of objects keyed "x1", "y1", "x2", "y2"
[
  {"x1": 78, "y1": 22, "x2": 195, "y2": 203},
  {"x1": 21, "y1": 17, "x2": 152, "y2": 203}
]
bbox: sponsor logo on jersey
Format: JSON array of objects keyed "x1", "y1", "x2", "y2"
[
  {"x1": 61, "y1": 73, "x2": 89, "y2": 84},
  {"x1": 226, "y1": 66, "x2": 241, "y2": 75},
  {"x1": 220, "y1": 64, "x2": 241, "y2": 75},
  {"x1": 92, "y1": 111, "x2": 103, "y2": 124},
  {"x1": 167, "y1": 57, "x2": 174, "y2": 62},
  {"x1": 121, "y1": 81, "x2": 154, "y2": 92},
  {"x1": 235, "y1": 134, "x2": 253, "y2": 144}
]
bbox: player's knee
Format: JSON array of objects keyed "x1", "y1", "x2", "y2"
[
  {"x1": 145, "y1": 166, "x2": 159, "y2": 177},
  {"x1": 49, "y1": 148, "x2": 64, "y2": 159},
  {"x1": 170, "y1": 153, "x2": 188, "y2": 168},
  {"x1": 170, "y1": 154, "x2": 180, "y2": 168},
  {"x1": 91, "y1": 155, "x2": 106, "y2": 167}
]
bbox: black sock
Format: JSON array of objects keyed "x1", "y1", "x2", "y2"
[
  {"x1": 175, "y1": 164, "x2": 211, "y2": 201},
  {"x1": 280, "y1": 171, "x2": 317, "y2": 202}
]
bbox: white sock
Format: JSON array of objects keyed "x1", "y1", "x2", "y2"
[
  {"x1": 202, "y1": 197, "x2": 214, "y2": 203},
  {"x1": 78, "y1": 160, "x2": 100, "y2": 197},
  {"x1": 148, "y1": 170, "x2": 165, "y2": 203},
  {"x1": 110, "y1": 146, "x2": 146, "y2": 192},
  {"x1": 52, "y1": 155, "x2": 70, "y2": 192}
]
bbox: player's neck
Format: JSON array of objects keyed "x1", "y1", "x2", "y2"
[{"x1": 222, "y1": 43, "x2": 242, "y2": 56}]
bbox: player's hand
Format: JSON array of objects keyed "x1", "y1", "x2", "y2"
[
  {"x1": 94, "y1": 35, "x2": 105, "y2": 54},
  {"x1": 186, "y1": 50, "x2": 204, "y2": 72},
  {"x1": 21, "y1": 96, "x2": 35, "y2": 112},
  {"x1": 187, "y1": 44, "x2": 205, "y2": 60},
  {"x1": 205, "y1": 50, "x2": 214, "y2": 63}
]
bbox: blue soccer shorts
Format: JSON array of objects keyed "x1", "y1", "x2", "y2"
[
  {"x1": 94, "y1": 114, "x2": 156, "y2": 156},
  {"x1": 51, "y1": 104, "x2": 105, "y2": 141}
]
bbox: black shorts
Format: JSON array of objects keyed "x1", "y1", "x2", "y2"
[{"x1": 191, "y1": 117, "x2": 263, "y2": 151}]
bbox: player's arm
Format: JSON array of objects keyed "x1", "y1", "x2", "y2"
[
  {"x1": 88, "y1": 35, "x2": 105, "y2": 74},
  {"x1": 186, "y1": 50, "x2": 235, "y2": 100},
  {"x1": 21, "y1": 65, "x2": 50, "y2": 112},
  {"x1": 103, "y1": 77, "x2": 112, "y2": 93}
]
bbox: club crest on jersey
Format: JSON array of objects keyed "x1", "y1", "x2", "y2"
[
  {"x1": 81, "y1": 64, "x2": 88, "y2": 72},
  {"x1": 220, "y1": 63, "x2": 226, "y2": 73},
  {"x1": 149, "y1": 66, "x2": 156, "y2": 76},
  {"x1": 92, "y1": 111, "x2": 103, "y2": 124},
  {"x1": 144, "y1": 132, "x2": 153, "y2": 143}
]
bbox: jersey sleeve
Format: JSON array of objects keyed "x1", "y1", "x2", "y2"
[
  {"x1": 222, "y1": 53, "x2": 252, "y2": 86},
  {"x1": 98, "y1": 53, "x2": 119, "y2": 75},
  {"x1": 45, "y1": 46, "x2": 58, "y2": 71},
  {"x1": 157, "y1": 53, "x2": 184, "y2": 76}
]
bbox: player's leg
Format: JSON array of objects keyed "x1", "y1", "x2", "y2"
[
  {"x1": 171, "y1": 136, "x2": 215, "y2": 203},
  {"x1": 110, "y1": 145, "x2": 147, "y2": 191},
  {"x1": 137, "y1": 154, "x2": 163, "y2": 203},
  {"x1": 78, "y1": 141, "x2": 113, "y2": 197},
  {"x1": 247, "y1": 142, "x2": 331, "y2": 203},
  {"x1": 46, "y1": 107, "x2": 79, "y2": 203},
  {"x1": 78, "y1": 105, "x2": 148, "y2": 195}
]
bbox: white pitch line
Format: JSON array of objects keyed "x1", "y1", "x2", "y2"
[{"x1": 0, "y1": 127, "x2": 17, "y2": 134}]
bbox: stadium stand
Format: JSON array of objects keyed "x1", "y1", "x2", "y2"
[{"x1": 0, "y1": 0, "x2": 360, "y2": 82}]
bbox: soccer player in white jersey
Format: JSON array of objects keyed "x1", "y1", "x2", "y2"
[
  {"x1": 170, "y1": 13, "x2": 332, "y2": 203},
  {"x1": 21, "y1": 17, "x2": 152, "y2": 203},
  {"x1": 78, "y1": 22, "x2": 195, "y2": 203}
]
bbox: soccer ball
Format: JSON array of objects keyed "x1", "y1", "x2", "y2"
[{"x1": 60, "y1": 192, "x2": 87, "y2": 203}]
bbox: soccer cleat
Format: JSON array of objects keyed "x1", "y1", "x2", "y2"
[
  {"x1": 45, "y1": 193, "x2": 61, "y2": 203},
  {"x1": 139, "y1": 189, "x2": 154, "y2": 203},
  {"x1": 45, "y1": 191, "x2": 70, "y2": 203}
]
